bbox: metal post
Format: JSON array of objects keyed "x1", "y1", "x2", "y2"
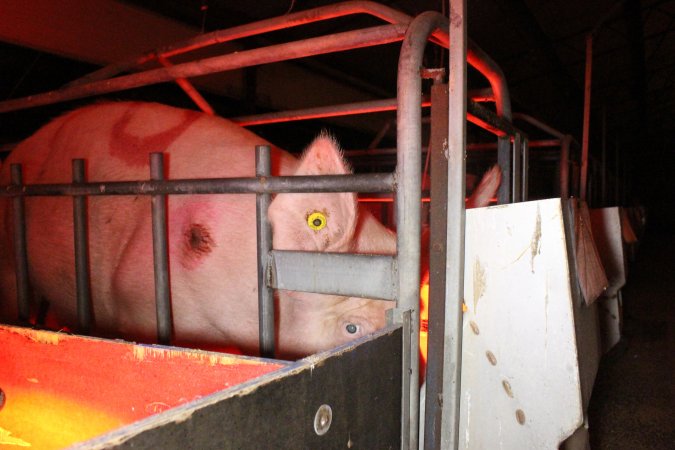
[
  {"x1": 442, "y1": 0, "x2": 467, "y2": 447},
  {"x1": 581, "y1": 34, "x2": 592, "y2": 201},
  {"x1": 497, "y1": 136, "x2": 512, "y2": 204},
  {"x1": 521, "y1": 137, "x2": 529, "y2": 202},
  {"x1": 10, "y1": 164, "x2": 30, "y2": 323},
  {"x1": 512, "y1": 133, "x2": 522, "y2": 202},
  {"x1": 424, "y1": 83, "x2": 450, "y2": 450},
  {"x1": 256, "y1": 145, "x2": 275, "y2": 358},
  {"x1": 72, "y1": 159, "x2": 92, "y2": 333},
  {"x1": 150, "y1": 153, "x2": 172, "y2": 345},
  {"x1": 561, "y1": 135, "x2": 571, "y2": 199},
  {"x1": 601, "y1": 106, "x2": 607, "y2": 206}
]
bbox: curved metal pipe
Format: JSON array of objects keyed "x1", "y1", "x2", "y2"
[{"x1": 397, "y1": 11, "x2": 450, "y2": 449}]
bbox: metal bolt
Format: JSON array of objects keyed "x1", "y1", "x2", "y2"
[{"x1": 314, "y1": 404, "x2": 332, "y2": 436}]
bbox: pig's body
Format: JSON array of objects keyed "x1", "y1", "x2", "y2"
[
  {"x1": 0, "y1": 101, "x2": 397, "y2": 357},
  {"x1": 0, "y1": 101, "x2": 500, "y2": 358}
]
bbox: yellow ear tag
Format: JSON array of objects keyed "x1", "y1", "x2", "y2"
[{"x1": 307, "y1": 212, "x2": 327, "y2": 231}]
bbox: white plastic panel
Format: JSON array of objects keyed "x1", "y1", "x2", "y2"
[
  {"x1": 589, "y1": 207, "x2": 627, "y2": 297},
  {"x1": 459, "y1": 198, "x2": 583, "y2": 449}
]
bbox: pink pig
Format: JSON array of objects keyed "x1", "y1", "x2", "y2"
[{"x1": 0, "y1": 101, "x2": 499, "y2": 358}]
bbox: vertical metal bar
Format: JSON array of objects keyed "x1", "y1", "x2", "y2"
[
  {"x1": 581, "y1": 34, "x2": 593, "y2": 201},
  {"x1": 10, "y1": 164, "x2": 30, "y2": 323},
  {"x1": 497, "y1": 136, "x2": 512, "y2": 204},
  {"x1": 561, "y1": 135, "x2": 571, "y2": 199},
  {"x1": 150, "y1": 153, "x2": 172, "y2": 345},
  {"x1": 72, "y1": 159, "x2": 92, "y2": 333},
  {"x1": 512, "y1": 133, "x2": 522, "y2": 202},
  {"x1": 256, "y1": 145, "x2": 275, "y2": 358},
  {"x1": 442, "y1": 0, "x2": 467, "y2": 447},
  {"x1": 601, "y1": 106, "x2": 607, "y2": 206},
  {"x1": 424, "y1": 83, "x2": 449, "y2": 450},
  {"x1": 521, "y1": 136, "x2": 529, "y2": 202},
  {"x1": 398, "y1": 11, "x2": 446, "y2": 450}
]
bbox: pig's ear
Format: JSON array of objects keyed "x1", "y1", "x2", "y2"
[{"x1": 269, "y1": 134, "x2": 358, "y2": 252}]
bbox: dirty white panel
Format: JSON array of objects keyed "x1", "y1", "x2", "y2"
[
  {"x1": 459, "y1": 198, "x2": 583, "y2": 449},
  {"x1": 589, "y1": 207, "x2": 627, "y2": 298}
]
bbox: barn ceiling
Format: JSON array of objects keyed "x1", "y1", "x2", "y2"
[{"x1": 0, "y1": 0, "x2": 673, "y2": 220}]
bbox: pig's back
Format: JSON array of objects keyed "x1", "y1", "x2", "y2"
[{"x1": 0, "y1": 102, "x2": 296, "y2": 347}]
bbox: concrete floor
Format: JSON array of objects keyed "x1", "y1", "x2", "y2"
[{"x1": 588, "y1": 231, "x2": 675, "y2": 449}]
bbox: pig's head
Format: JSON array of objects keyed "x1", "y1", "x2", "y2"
[{"x1": 268, "y1": 134, "x2": 395, "y2": 357}]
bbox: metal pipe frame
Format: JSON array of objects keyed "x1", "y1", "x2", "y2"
[
  {"x1": 72, "y1": 159, "x2": 92, "y2": 333},
  {"x1": 581, "y1": 34, "x2": 593, "y2": 201},
  {"x1": 150, "y1": 153, "x2": 173, "y2": 345},
  {"x1": 0, "y1": 173, "x2": 395, "y2": 198},
  {"x1": 255, "y1": 145, "x2": 275, "y2": 358},
  {"x1": 0, "y1": 2, "x2": 512, "y2": 132},
  {"x1": 440, "y1": 0, "x2": 468, "y2": 445},
  {"x1": 10, "y1": 165, "x2": 30, "y2": 323}
]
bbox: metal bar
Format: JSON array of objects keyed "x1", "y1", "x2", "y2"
[
  {"x1": 255, "y1": 145, "x2": 275, "y2": 358},
  {"x1": 581, "y1": 34, "x2": 593, "y2": 201},
  {"x1": 467, "y1": 139, "x2": 561, "y2": 150},
  {"x1": 441, "y1": 0, "x2": 467, "y2": 447},
  {"x1": 10, "y1": 164, "x2": 29, "y2": 323},
  {"x1": 512, "y1": 112, "x2": 565, "y2": 139},
  {"x1": 522, "y1": 137, "x2": 530, "y2": 202},
  {"x1": 467, "y1": 100, "x2": 518, "y2": 137},
  {"x1": 601, "y1": 106, "x2": 607, "y2": 206},
  {"x1": 232, "y1": 97, "x2": 431, "y2": 126},
  {"x1": 512, "y1": 133, "x2": 522, "y2": 202},
  {"x1": 65, "y1": 1, "x2": 417, "y2": 86},
  {"x1": 72, "y1": 159, "x2": 92, "y2": 333},
  {"x1": 497, "y1": 136, "x2": 512, "y2": 204},
  {"x1": 0, "y1": 173, "x2": 396, "y2": 197},
  {"x1": 269, "y1": 251, "x2": 397, "y2": 301},
  {"x1": 150, "y1": 153, "x2": 172, "y2": 345},
  {"x1": 0, "y1": 24, "x2": 407, "y2": 114},
  {"x1": 398, "y1": 11, "x2": 448, "y2": 449},
  {"x1": 156, "y1": 55, "x2": 215, "y2": 115},
  {"x1": 423, "y1": 83, "x2": 450, "y2": 450}
]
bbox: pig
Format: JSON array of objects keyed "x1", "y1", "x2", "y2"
[{"x1": 0, "y1": 101, "x2": 500, "y2": 359}]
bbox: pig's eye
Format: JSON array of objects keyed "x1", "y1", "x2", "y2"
[
  {"x1": 307, "y1": 211, "x2": 327, "y2": 231},
  {"x1": 345, "y1": 323, "x2": 359, "y2": 334}
]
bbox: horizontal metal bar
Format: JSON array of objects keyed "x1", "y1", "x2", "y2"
[
  {"x1": 467, "y1": 101, "x2": 519, "y2": 137},
  {"x1": 0, "y1": 24, "x2": 406, "y2": 114},
  {"x1": 232, "y1": 97, "x2": 431, "y2": 126},
  {"x1": 0, "y1": 173, "x2": 396, "y2": 197},
  {"x1": 269, "y1": 250, "x2": 397, "y2": 301}
]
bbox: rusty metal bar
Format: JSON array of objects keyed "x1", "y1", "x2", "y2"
[
  {"x1": 150, "y1": 153, "x2": 172, "y2": 345},
  {"x1": 255, "y1": 145, "x2": 275, "y2": 358},
  {"x1": 424, "y1": 83, "x2": 450, "y2": 450},
  {"x1": 72, "y1": 159, "x2": 92, "y2": 333},
  {"x1": 10, "y1": 164, "x2": 29, "y2": 323}
]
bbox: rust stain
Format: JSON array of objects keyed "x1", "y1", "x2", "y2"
[
  {"x1": 530, "y1": 205, "x2": 542, "y2": 273},
  {"x1": 131, "y1": 346, "x2": 261, "y2": 366},
  {"x1": 502, "y1": 379, "x2": 514, "y2": 398},
  {"x1": 516, "y1": 409, "x2": 526, "y2": 425},
  {"x1": 469, "y1": 321, "x2": 480, "y2": 335},
  {"x1": 473, "y1": 257, "x2": 486, "y2": 313}
]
